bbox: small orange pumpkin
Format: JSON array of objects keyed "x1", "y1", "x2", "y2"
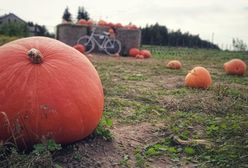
[
  {"x1": 135, "y1": 54, "x2": 144, "y2": 59},
  {"x1": 185, "y1": 66, "x2": 212, "y2": 89},
  {"x1": 107, "y1": 22, "x2": 115, "y2": 28},
  {"x1": 129, "y1": 48, "x2": 140, "y2": 57},
  {"x1": 73, "y1": 44, "x2": 85, "y2": 53},
  {"x1": 140, "y1": 49, "x2": 152, "y2": 58},
  {"x1": 124, "y1": 24, "x2": 138, "y2": 30},
  {"x1": 98, "y1": 20, "x2": 108, "y2": 27},
  {"x1": 77, "y1": 19, "x2": 87, "y2": 25},
  {"x1": 224, "y1": 59, "x2": 247, "y2": 75},
  {"x1": 166, "y1": 60, "x2": 182, "y2": 69},
  {"x1": 86, "y1": 54, "x2": 94, "y2": 62},
  {"x1": 114, "y1": 23, "x2": 123, "y2": 29},
  {"x1": 86, "y1": 20, "x2": 94, "y2": 26}
]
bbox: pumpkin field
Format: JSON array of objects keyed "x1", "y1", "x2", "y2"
[{"x1": 1, "y1": 46, "x2": 248, "y2": 167}]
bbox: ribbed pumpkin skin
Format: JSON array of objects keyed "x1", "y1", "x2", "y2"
[
  {"x1": 224, "y1": 59, "x2": 247, "y2": 75},
  {"x1": 0, "y1": 37, "x2": 104, "y2": 147},
  {"x1": 166, "y1": 60, "x2": 182, "y2": 69},
  {"x1": 185, "y1": 66, "x2": 212, "y2": 89}
]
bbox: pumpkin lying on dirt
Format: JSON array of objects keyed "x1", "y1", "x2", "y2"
[
  {"x1": 185, "y1": 66, "x2": 212, "y2": 89},
  {"x1": 0, "y1": 37, "x2": 104, "y2": 148},
  {"x1": 166, "y1": 60, "x2": 182, "y2": 69},
  {"x1": 224, "y1": 59, "x2": 247, "y2": 75},
  {"x1": 129, "y1": 48, "x2": 140, "y2": 57},
  {"x1": 73, "y1": 44, "x2": 85, "y2": 53}
]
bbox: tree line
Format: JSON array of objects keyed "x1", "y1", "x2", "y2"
[
  {"x1": 141, "y1": 23, "x2": 219, "y2": 49},
  {"x1": 0, "y1": 21, "x2": 53, "y2": 37}
]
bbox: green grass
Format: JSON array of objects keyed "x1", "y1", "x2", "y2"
[{"x1": 96, "y1": 46, "x2": 248, "y2": 167}]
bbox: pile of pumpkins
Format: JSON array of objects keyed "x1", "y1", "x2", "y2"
[
  {"x1": 165, "y1": 59, "x2": 246, "y2": 89},
  {"x1": 129, "y1": 48, "x2": 152, "y2": 59},
  {"x1": 64, "y1": 18, "x2": 139, "y2": 30}
]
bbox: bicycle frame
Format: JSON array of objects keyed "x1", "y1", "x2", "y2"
[
  {"x1": 88, "y1": 28, "x2": 111, "y2": 49},
  {"x1": 77, "y1": 26, "x2": 121, "y2": 55}
]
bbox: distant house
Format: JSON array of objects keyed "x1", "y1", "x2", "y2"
[
  {"x1": 0, "y1": 13, "x2": 26, "y2": 25},
  {"x1": 0, "y1": 13, "x2": 44, "y2": 36}
]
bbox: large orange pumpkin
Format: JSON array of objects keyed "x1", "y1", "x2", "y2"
[
  {"x1": 224, "y1": 59, "x2": 247, "y2": 75},
  {"x1": 185, "y1": 66, "x2": 212, "y2": 89},
  {"x1": 0, "y1": 37, "x2": 104, "y2": 147},
  {"x1": 129, "y1": 48, "x2": 140, "y2": 57},
  {"x1": 166, "y1": 60, "x2": 182, "y2": 69}
]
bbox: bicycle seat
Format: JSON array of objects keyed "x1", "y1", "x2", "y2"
[{"x1": 103, "y1": 31, "x2": 110, "y2": 36}]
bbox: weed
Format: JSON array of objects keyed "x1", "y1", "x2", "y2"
[
  {"x1": 95, "y1": 117, "x2": 113, "y2": 140},
  {"x1": 119, "y1": 154, "x2": 131, "y2": 167},
  {"x1": 0, "y1": 139, "x2": 62, "y2": 168},
  {"x1": 135, "y1": 152, "x2": 145, "y2": 168}
]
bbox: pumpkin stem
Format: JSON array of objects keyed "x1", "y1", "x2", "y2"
[{"x1": 27, "y1": 48, "x2": 43, "y2": 64}]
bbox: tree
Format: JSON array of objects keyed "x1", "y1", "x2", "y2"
[
  {"x1": 27, "y1": 21, "x2": 54, "y2": 37},
  {"x1": 232, "y1": 38, "x2": 247, "y2": 51},
  {"x1": 77, "y1": 6, "x2": 90, "y2": 21},
  {"x1": 62, "y1": 7, "x2": 72, "y2": 22}
]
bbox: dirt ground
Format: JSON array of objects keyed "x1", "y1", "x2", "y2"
[
  {"x1": 55, "y1": 122, "x2": 174, "y2": 168},
  {"x1": 53, "y1": 54, "x2": 196, "y2": 168}
]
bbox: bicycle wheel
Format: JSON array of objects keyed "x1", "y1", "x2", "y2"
[
  {"x1": 77, "y1": 36, "x2": 95, "y2": 54},
  {"x1": 104, "y1": 39, "x2": 121, "y2": 55}
]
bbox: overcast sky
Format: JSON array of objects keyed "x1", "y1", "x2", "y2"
[{"x1": 0, "y1": 0, "x2": 247, "y2": 49}]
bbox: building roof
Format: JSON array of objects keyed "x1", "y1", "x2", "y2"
[{"x1": 0, "y1": 13, "x2": 26, "y2": 23}]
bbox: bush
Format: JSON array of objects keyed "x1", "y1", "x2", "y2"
[{"x1": 0, "y1": 22, "x2": 29, "y2": 37}]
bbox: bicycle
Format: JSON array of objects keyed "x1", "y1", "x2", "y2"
[{"x1": 76, "y1": 26, "x2": 121, "y2": 55}]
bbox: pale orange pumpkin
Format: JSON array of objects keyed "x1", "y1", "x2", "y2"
[
  {"x1": 98, "y1": 20, "x2": 108, "y2": 27},
  {"x1": 86, "y1": 54, "x2": 94, "y2": 62},
  {"x1": 166, "y1": 60, "x2": 182, "y2": 69},
  {"x1": 224, "y1": 59, "x2": 247, "y2": 75},
  {"x1": 135, "y1": 54, "x2": 144, "y2": 59},
  {"x1": 185, "y1": 66, "x2": 212, "y2": 89},
  {"x1": 140, "y1": 49, "x2": 152, "y2": 58}
]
